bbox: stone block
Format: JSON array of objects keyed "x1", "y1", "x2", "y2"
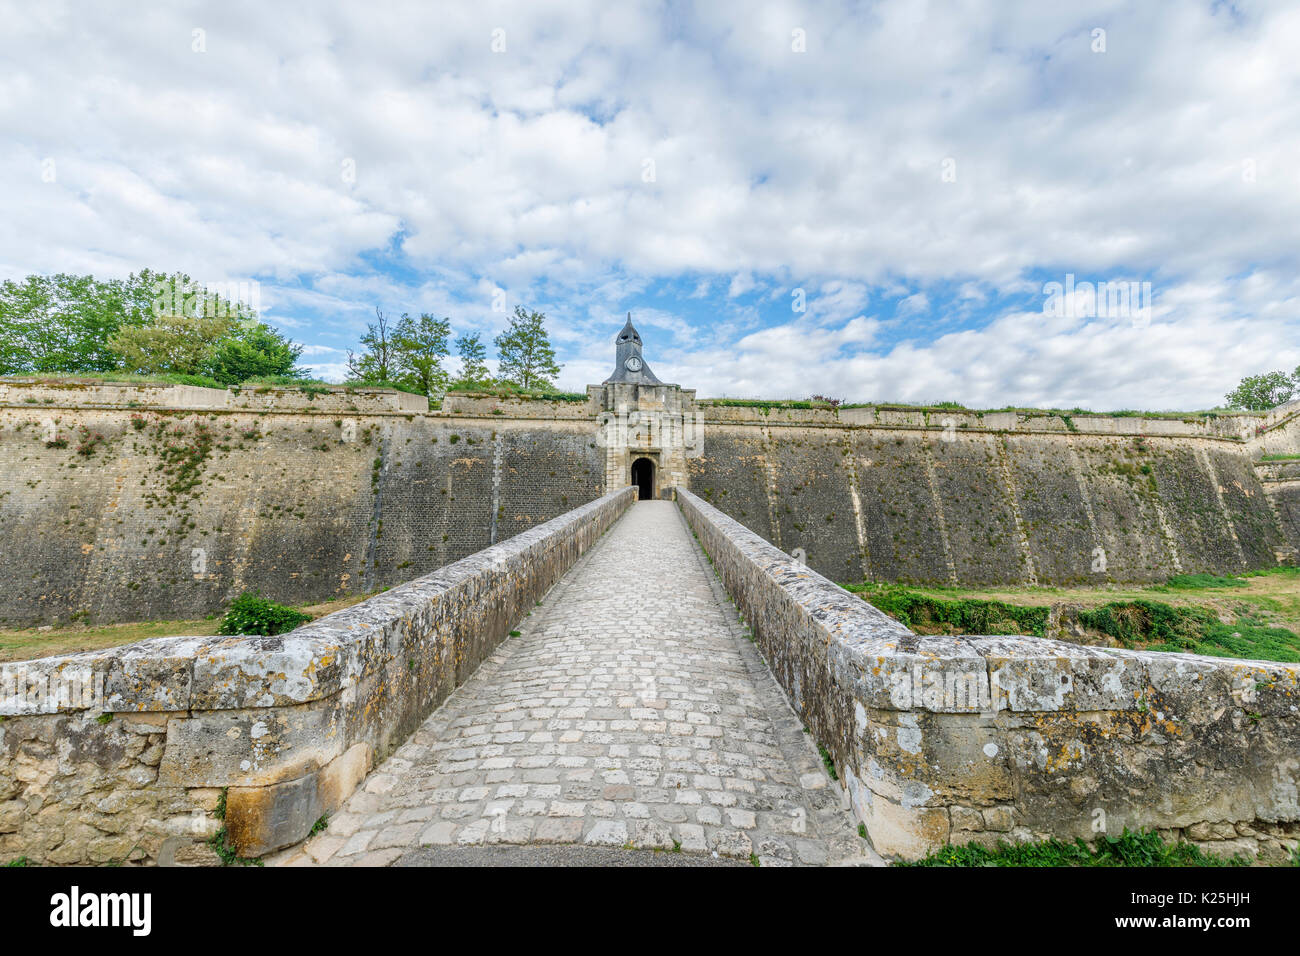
[
  {"x1": 950, "y1": 806, "x2": 984, "y2": 831},
  {"x1": 318, "y1": 743, "x2": 372, "y2": 811},
  {"x1": 862, "y1": 793, "x2": 950, "y2": 860},
  {"x1": 158, "y1": 698, "x2": 345, "y2": 788},
  {"x1": 226, "y1": 773, "x2": 323, "y2": 858}
]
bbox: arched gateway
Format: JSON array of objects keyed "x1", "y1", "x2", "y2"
[
  {"x1": 631, "y1": 456, "x2": 655, "y2": 499},
  {"x1": 597, "y1": 313, "x2": 697, "y2": 499}
]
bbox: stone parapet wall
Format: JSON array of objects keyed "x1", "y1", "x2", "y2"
[
  {"x1": 438, "y1": 391, "x2": 596, "y2": 419},
  {"x1": 698, "y1": 401, "x2": 1262, "y2": 439},
  {"x1": 0, "y1": 379, "x2": 426, "y2": 415},
  {"x1": 0, "y1": 487, "x2": 635, "y2": 864},
  {"x1": 676, "y1": 488, "x2": 1300, "y2": 862},
  {"x1": 1262, "y1": 399, "x2": 1300, "y2": 430},
  {"x1": 226, "y1": 386, "x2": 427, "y2": 414},
  {"x1": 1254, "y1": 407, "x2": 1300, "y2": 458},
  {"x1": 1256, "y1": 460, "x2": 1300, "y2": 482}
]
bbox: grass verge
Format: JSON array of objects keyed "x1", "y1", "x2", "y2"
[
  {"x1": 0, "y1": 591, "x2": 381, "y2": 662},
  {"x1": 898, "y1": 830, "x2": 1250, "y2": 867}
]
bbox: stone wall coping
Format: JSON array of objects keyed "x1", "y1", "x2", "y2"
[
  {"x1": 0, "y1": 380, "x2": 430, "y2": 415},
  {"x1": 1, "y1": 487, "x2": 636, "y2": 716},
  {"x1": 700, "y1": 419, "x2": 1248, "y2": 443},
  {"x1": 676, "y1": 488, "x2": 1300, "y2": 716}
]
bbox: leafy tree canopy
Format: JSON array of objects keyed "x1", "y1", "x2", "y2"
[
  {"x1": 392, "y1": 312, "x2": 451, "y2": 396},
  {"x1": 0, "y1": 272, "x2": 145, "y2": 375},
  {"x1": 452, "y1": 331, "x2": 492, "y2": 389},
  {"x1": 1, "y1": 269, "x2": 303, "y2": 387},
  {"x1": 1225, "y1": 369, "x2": 1298, "y2": 410},
  {"x1": 207, "y1": 322, "x2": 304, "y2": 386},
  {"x1": 111, "y1": 313, "x2": 236, "y2": 377},
  {"x1": 494, "y1": 306, "x2": 561, "y2": 391}
]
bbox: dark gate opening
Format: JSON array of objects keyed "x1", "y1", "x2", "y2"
[{"x1": 631, "y1": 457, "x2": 655, "y2": 500}]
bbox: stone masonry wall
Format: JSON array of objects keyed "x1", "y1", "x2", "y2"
[
  {"x1": 0, "y1": 488, "x2": 635, "y2": 864},
  {"x1": 0, "y1": 380, "x2": 1291, "y2": 626},
  {"x1": 690, "y1": 423, "x2": 1288, "y2": 584},
  {"x1": 677, "y1": 488, "x2": 1300, "y2": 862},
  {"x1": 0, "y1": 391, "x2": 602, "y2": 625}
]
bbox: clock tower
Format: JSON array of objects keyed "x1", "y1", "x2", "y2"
[
  {"x1": 604, "y1": 314, "x2": 664, "y2": 385},
  {"x1": 590, "y1": 314, "x2": 699, "y2": 500}
]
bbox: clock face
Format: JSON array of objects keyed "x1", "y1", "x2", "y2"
[{"x1": 624, "y1": 356, "x2": 643, "y2": 372}]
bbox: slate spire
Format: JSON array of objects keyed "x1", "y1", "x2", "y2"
[{"x1": 604, "y1": 313, "x2": 664, "y2": 385}]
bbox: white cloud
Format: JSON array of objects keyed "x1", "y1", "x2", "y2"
[
  {"x1": 660, "y1": 275, "x2": 1300, "y2": 409},
  {"x1": 1, "y1": 1, "x2": 1298, "y2": 407},
  {"x1": 727, "y1": 273, "x2": 756, "y2": 298},
  {"x1": 897, "y1": 293, "x2": 929, "y2": 317}
]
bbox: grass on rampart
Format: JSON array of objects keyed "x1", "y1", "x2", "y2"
[
  {"x1": 697, "y1": 396, "x2": 1254, "y2": 420},
  {"x1": 845, "y1": 566, "x2": 1300, "y2": 663},
  {"x1": 0, "y1": 372, "x2": 429, "y2": 396},
  {"x1": 443, "y1": 384, "x2": 588, "y2": 402}
]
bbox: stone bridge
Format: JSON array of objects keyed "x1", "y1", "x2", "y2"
[
  {"x1": 3, "y1": 487, "x2": 1298, "y2": 866},
  {"x1": 272, "y1": 499, "x2": 868, "y2": 866}
]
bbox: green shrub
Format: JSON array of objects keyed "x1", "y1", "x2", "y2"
[
  {"x1": 218, "y1": 591, "x2": 312, "y2": 636},
  {"x1": 1244, "y1": 564, "x2": 1299, "y2": 579},
  {"x1": 343, "y1": 379, "x2": 430, "y2": 397},
  {"x1": 1076, "y1": 600, "x2": 1215, "y2": 649}
]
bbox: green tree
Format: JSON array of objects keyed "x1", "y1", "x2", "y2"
[
  {"x1": 0, "y1": 273, "x2": 138, "y2": 375},
  {"x1": 347, "y1": 308, "x2": 401, "y2": 384},
  {"x1": 0, "y1": 268, "x2": 284, "y2": 383},
  {"x1": 137, "y1": 270, "x2": 258, "y2": 326},
  {"x1": 392, "y1": 312, "x2": 451, "y2": 396},
  {"x1": 453, "y1": 331, "x2": 491, "y2": 388},
  {"x1": 1225, "y1": 370, "x2": 1296, "y2": 410},
  {"x1": 206, "y1": 323, "x2": 304, "y2": 386},
  {"x1": 110, "y1": 313, "x2": 236, "y2": 376},
  {"x1": 120, "y1": 269, "x2": 173, "y2": 326},
  {"x1": 494, "y1": 306, "x2": 561, "y2": 390}
]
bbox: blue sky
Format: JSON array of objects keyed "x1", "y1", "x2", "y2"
[{"x1": 3, "y1": 1, "x2": 1299, "y2": 409}]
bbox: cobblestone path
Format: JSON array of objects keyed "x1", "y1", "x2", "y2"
[{"x1": 273, "y1": 501, "x2": 875, "y2": 867}]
